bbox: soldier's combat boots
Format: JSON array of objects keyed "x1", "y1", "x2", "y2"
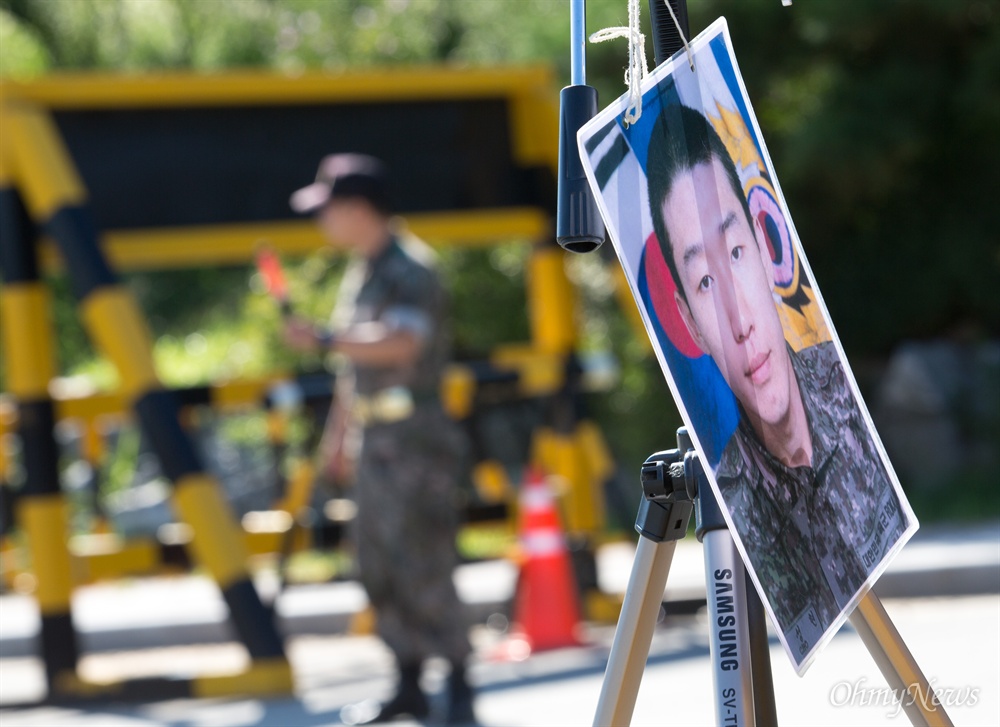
[
  {"x1": 366, "y1": 661, "x2": 429, "y2": 723},
  {"x1": 444, "y1": 661, "x2": 476, "y2": 725}
]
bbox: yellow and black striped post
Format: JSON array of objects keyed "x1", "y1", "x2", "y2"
[
  {"x1": 526, "y1": 240, "x2": 619, "y2": 617},
  {"x1": 2, "y1": 101, "x2": 291, "y2": 700},
  {"x1": 0, "y1": 146, "x2": 82, "y2": 691},
  {"x1": 526, "y1": 241, "x2": 609, "y2": 535}
]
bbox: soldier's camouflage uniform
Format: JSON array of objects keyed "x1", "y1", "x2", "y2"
[
  {"x1": 333, "y1": 235, "x2": 471, "y2": 666},
  {"x1": 716, "y1": 341, "x2": 908, "y2": 663}
]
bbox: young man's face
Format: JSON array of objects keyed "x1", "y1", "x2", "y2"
[
  {"x1": 316, "y1": 197, "x2": 368, "y2": 250},
  {"x1": 663, "y1": 157, "x2": 795, "y2": 431}
]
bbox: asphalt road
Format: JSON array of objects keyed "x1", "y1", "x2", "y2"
[
  {"x1": 2, "y1": 521, "x2": 997, "y2": 725},
  {"x1": 1, "y1": 592, "x2": 997, "y2": 727}
]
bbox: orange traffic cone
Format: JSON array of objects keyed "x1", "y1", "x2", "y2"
[{"x1": 495, "y1": 467, "x2": 583, "y2": 660}]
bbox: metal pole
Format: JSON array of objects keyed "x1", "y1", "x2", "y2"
[
  {"x1": 593, "y1": 439, "x2": 693, "y2": 725},
  {"x1": 558, "y1": 0, "x2": 604, "y2": 252},
  {"x1": 570, "y1": 0, "x2": 586, "y2": 86},
  {"x1": 702, "y1": 529, "x2": 755, "y2": 727},
  {"x1": 593, "y1": 538, "x2": 676, "y2": 726},
  {"x1": 850, "y1": 592, "x2": 953, "y2": 727},
  {"x1": 745, "y1": 568, "x2": 778, "y2": 726}
]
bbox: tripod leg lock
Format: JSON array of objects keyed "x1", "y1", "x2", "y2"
[
  {"x1": 635, "y1": 447, "x2": 695, "y2": 542},
  {"x1": 635, "y1": 497, "x2": 694, "y2": 542}
]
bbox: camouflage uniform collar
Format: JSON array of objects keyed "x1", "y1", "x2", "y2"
[
  {"x1": 789, "y1": 341, "x2": 849, "y2": 478},
  {"x1": 731, "y1": 342, "x2": 846, "y2": 489},
  {"x1": 363, "y1": 234, "x2": 400, "y2": 270}
]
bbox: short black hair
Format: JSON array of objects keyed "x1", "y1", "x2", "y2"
[{"x1": 646, "y1": 104, "x2": 752, "y2": 301}]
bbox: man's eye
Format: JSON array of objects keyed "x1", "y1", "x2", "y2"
[
  {"x1": 731, "y1": 245, "x2": 743, "y2": 262},
  {"x1": 698, "y1": 275, "x2": 713, "y2": 291}
]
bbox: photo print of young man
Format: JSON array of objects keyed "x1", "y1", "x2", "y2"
[{"x1": 578, "y1": 18, "x2": 918, "y2": 673}]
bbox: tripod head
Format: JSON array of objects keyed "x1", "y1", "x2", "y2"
[
  {"x1": 636, "y1": 425, "x2": 729, "y2": 547},
  {"x1": 634, "y1": 426, "x2": 699, "y2": 542}
]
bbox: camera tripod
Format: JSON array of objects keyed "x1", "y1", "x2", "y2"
[{"x1": 593, "y1": 428, "x2": 952, "y2": 727}]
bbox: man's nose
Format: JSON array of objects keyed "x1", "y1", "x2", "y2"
[{"x1": 725, "y1": 281, "x2": 752, "y2": 343}]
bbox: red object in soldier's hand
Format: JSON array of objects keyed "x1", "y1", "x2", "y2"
[{"x1": 255, "y1": 246, "x2": 291, "y2": 314}]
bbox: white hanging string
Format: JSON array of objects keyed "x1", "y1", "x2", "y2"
[
  {"x1": 589, "y1": 0, "x2": 648, "y2": 125},
  {"x1": 662, "y1": 0, "x2": 695, "y2": 72},
  {"x1": 589, "y1": 0, "x2": 699, "y2": 124}
]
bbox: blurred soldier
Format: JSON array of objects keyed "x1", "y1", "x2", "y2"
[
  {"x1": 646, "y1": 105, "x2": 907, "y2": 658},
  {"x1": 284, "y1": 154, "x2": 474, "y2": 724}
]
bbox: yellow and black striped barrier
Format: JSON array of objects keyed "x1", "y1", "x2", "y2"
[
  {"x1": 1, "y1": 99, "x2": 292, "y2": 702},
  {"x1": 0, "y1": 146, "x2": 82, "y2": 690},
  {"x1": 0, "y1": 67, "x2": 628, "y2": 699}
]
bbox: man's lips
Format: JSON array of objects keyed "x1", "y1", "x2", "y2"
[{"x1": 746, "y1": 351, "x2": 771, "y2": 385}]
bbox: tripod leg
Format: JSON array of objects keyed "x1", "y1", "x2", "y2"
[
  {"x1": 593, "y1": 538, "x2": 676, "y2": 727},
  {"x1": 744, "y1": 568, "x2": 778, "y2": 727},
  {"x1": 849, "y1": 591, "x2": 953, "y2": 727},
  {"x1": 702, "y1": 529, "x2": 755, "y2": 726}
]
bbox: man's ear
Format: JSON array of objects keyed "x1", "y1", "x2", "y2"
[
  {"x1": 674, "y1": 289, "x2": 707, "y2": 353},
  {"x1": 753, "y1": 216, "x2": 776, "y2": 291}
]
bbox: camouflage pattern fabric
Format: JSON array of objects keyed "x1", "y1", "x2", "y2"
[
  {"x1": 355, "y1": 405, "x2": 471, "y2": 664},
  {"x1": 716, "y1": 341, "x2": 906, "y2": 662},
  {"x1": 335, "y1": 235, "x2": 471, "y2": 664},
  {"x1": 332, "y1": 236, "x2": 450, "y2": 398}
]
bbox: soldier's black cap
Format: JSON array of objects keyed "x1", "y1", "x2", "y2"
[{"x1": 290, "y1": 153, "x2": 391, "y2": 215}]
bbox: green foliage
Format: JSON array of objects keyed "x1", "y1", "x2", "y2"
[
  {"x1": 1, "y1": 0, "x2": 604, "y2": 75},
  {"x1": 906, "y1": 465, "x2": 1000, "y2": 523},
  {"x1": 689, "y1": 0, "x2": 1000, "y2": 355},
  {"x1": 128, "y1": 266, "x2": 252, "y2": 334},
  {"x1": 0, "y1": 3, "x2": 47, "y2": 75},
  {"x1": 2, "y1": 0, "x2": 997, "y2": 520},
  {"x1": 442, "y1": 243, "x2": 531, "y2": 358},
  {"x1": 566, "y1": 250, "x2": 684, "y2": 465},
  {"x1": 46, "y1": 273, "x2": 98, "y2": 376}
]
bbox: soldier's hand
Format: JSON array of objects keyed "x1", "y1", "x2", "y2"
[{"x1": 283, "y1": 317, "x2": 320, "y2": 352}]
